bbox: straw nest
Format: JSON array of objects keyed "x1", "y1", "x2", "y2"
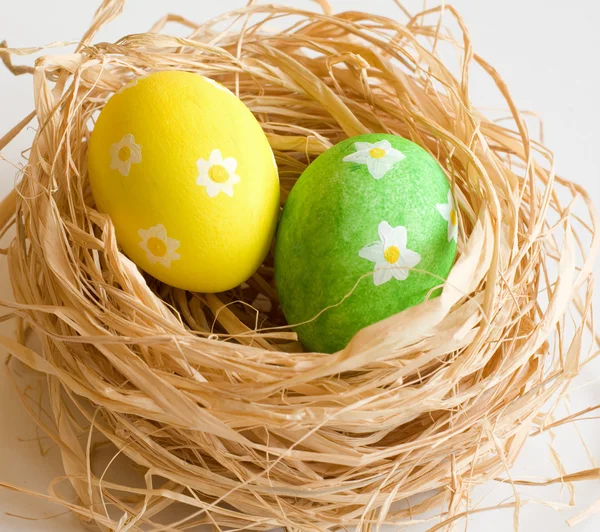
[{"x1": 0, "y1": 0, "x2": 598, "y2": 530}]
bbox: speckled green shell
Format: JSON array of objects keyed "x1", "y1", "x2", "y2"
[{"x1": 274, "y1": 134, "x2": 458, "y2": 353}]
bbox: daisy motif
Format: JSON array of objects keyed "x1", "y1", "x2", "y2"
[
  {"x1": 436, "y1": 189, "x2": 459, "y2": 242},
  {"x1": 110, "y1": 134, "x2": 142, "y2": 177},
  {"x1": 359, "y1": 221, "x2": 421, "y2": 286},
  {"x1": 342, "y1": 139, "x2": 406, "y2": 180},
  {"x1": 138, "y1": 224, "x2": 181, "y2": 268},
  {"x1": 196, "y1": 149, "x2": 241, "y2": 198}
]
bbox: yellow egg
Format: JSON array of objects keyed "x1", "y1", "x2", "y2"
[{"x1": 88, "y1": 71, "x2": 280, "y2": 292}]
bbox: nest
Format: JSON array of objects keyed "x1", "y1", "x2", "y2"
[{"x1": 0, "y1": 0, "x2": 598, "y2": 530}]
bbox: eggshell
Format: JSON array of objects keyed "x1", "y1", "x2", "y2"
[
  {"x1": 274, "y1": 133, "x2": 458, "y2": 353},
  {"x1": 88, "y1": 71, "x2": 280, "y2": 292}
]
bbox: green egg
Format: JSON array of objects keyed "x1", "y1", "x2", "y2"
[{"x1": 274, "y1": 133, "x2": 458, "y2": 353}]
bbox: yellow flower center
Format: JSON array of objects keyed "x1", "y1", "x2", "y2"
[
  {"x1": 147, "y1": 237, "x2": 167, "y2": 257},
  {"x1": 118, "y1": 146, "x2": 131, "y2": 162},
  {"x1": 208, "y1": 164, "x2": 229, "y2": 183},
  {"x1": 369, "y1": 147, "x2": 386, "y2": 159},
  {"x1": 383, "y1": 245, "x2": 400, "y2": 264},
  {"x1": 450, "y1": 208, "x2": 457, "y2": 226}
]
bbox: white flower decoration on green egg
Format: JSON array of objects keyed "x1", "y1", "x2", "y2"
[
  {"x1": 138, "y1": 224, "x2": 181, "y2": 268},
  {"x1": 343, "y1": 139, "x2": 406, "y2": 179},
  {"x1": 359, "y1": 221, "x2": 421, "y2": 286},
  {"x1": 196, "y1": 149, "x2": 241, "y2": 198},
  {"x1": 436, "y1": 189, "x2": 459, "y2": 242},
  {"x1": 110, "y1": 134, "x2": 142, "y2": 176}
]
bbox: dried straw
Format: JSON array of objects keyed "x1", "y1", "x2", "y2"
[{"x1": 0, "y1": 0, "x2": 598, "y2": 530}]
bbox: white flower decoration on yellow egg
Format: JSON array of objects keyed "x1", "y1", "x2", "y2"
[
  {"x1": 110, "y1": 134, "x2": 142, "y2": 176},
  {"x1": 138, "y1": 224, "x2": 181, "y2": 268},
  {"x1": 196, "y1": 149, "x2": 241, "y2": 197},
  {"x1": 342, "y1": 139, "x2": 406, "y2": 180},
  {"x1": 436, "y1": 189, "x2": 459, "y2": 242},
  {"x1": 359, "y1": 221, "x2": 421, "y2": 286}
]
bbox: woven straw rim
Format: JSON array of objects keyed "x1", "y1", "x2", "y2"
[{"x1": 0, "y1": 0, "x2": 598, "y2": 530}]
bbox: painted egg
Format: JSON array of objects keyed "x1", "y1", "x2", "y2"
[
  {"x1": 274, "y1": 133, "x2": 458, "y2": 353},
  {"x1": 88, "y1": 71, "x2": 279, "y2": 292}
]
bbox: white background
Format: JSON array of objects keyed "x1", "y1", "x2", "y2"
[{"x1": 0, "y1": 1, "x2": 599, "y2": 531}]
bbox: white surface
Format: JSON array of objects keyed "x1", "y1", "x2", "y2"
[{"x1": 0, "y1": 1, "x2": 599, "y2": 531}]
